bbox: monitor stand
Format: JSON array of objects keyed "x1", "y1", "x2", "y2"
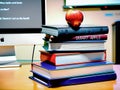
[{"x1": 0, "y1": 46, "x2": 21, "y2": 68}]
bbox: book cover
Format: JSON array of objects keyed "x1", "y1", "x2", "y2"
[
  {"x1": 40, "y1": 50, "x2": 106, "y2": 66},
  {"x1": 41, "y1": 25, "x2": 109, "y2": 37},
  {"x1": 29, "y1": 72, "x2": 116, "y2": 87},
  {"x1": 31, "y1": 61, "x2": 114, "y2": 79}
]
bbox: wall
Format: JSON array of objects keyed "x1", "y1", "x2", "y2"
[
  {"x1": 15, "y1": 45, "x2": 44, "y2": 61},
  {"x1": 14, "y1": 34, "x2": 45, "y2": 62},
  {"x1": 16, "y1": 0, "x2": 120, "y2": 62},
  {"x1": 46, "y1": 0, "x2": 120, "y2": 62}
]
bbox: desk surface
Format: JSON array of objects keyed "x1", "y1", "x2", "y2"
[{"x1": 0, "y1": 64, "x2": 120, "y2": 90}]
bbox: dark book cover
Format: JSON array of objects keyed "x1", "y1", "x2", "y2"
[
  {"x1": 29, "y1": 72, "x2": 116, "y2": 87},
  {"x1": 112, "y1": 21, "x2": 120, "y2": 64},
  {"x1": 42, "y1": 25, "x2": 109, "y2": 36},
  {"x1": 50, "y1": 34, "x2": 108, "y2": 42}
]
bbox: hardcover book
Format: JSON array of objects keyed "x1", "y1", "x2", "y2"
[
  {"x1": 31, "y1": 61, "x2": 114, "y2": 79},
  {"x1": 50, "y1": 34, "x2": 108, "y2": 42},
  {"x1": 43, "y1": 40, "x2": 106, "y2": 51},
  {"x1": 41, "y1": 25, "x2": 109, "y2": 37},
  {"x1": 29, "y1": 72, "x2": 116, "y2": 87},
  {"x1": 112, "y1": 21, "x2": 120, "y2": 64},
  {"x1": 40, "y1": 50, "x2": 106, "y2": 66}
]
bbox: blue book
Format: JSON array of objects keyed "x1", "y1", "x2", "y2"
[
  {"x1": 31, "y1": 61, "x2": 114, "y2": 79},
  {"x1": 29, "y1": 72, "x2": 116, "y2": 87},
  {"x1": 40, "y1": 61, "x2": 112, "y2": 70}
]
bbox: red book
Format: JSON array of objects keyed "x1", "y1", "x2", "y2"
[
  {"x1": 51, "y1": 34, "x2": 107, "y2": 42},
  {"x1": 40, "y1": 50, "x2": 106, "y2": 66}
]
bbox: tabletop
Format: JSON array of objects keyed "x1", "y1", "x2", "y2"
[{"x1": 0, "y1": 64, "x2": 120, "y2": 90}]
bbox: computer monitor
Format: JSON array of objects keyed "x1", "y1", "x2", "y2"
[{"x1": 0, "y1": 0, "x2": 46, "y2": 67}]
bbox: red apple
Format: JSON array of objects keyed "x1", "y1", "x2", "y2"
[{"x1": 65, "y1": 10, "x2": 84, "y2": 29}]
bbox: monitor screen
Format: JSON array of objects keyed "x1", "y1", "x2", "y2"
[
  {"x1": 63, "y1": 0, "x2": 120, "y2": 9},
  {"x1": 0, "y1": 0, "x2": 45, "y2": 33}
]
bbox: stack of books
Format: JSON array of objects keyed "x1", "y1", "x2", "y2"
[{"x1": 29, "y1": 25, "x2": 116, "y2": 87}]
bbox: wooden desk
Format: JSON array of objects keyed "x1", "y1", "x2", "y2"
[{"x1": 0, "y1": 64, "x2": 120, "y2": 90}]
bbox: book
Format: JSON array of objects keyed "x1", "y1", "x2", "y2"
[
  {"x1": 112, "y1": 21, "x2": 120, "y2": 64},
  {"x1": 40, "y1": 50, "x2": 106, "y2": 66},
  {"x1": 43, "y1": 40, "x2": 106, "y2": 51},
  {"x1": 37, "y1": 60, "x2": 112, "y2": 70},
  {"x1": 41, "y1": 25, "x2": 109, "y2": 37},
  {"x1": 31, "y1": 61, "x2": 114, "y2": 79},
  {"x1": 50, "y1": 34, "x2": 108, "y2": 42},
  {"x1": 29, "y1": 72, "x2": 116, "y2": 87}
]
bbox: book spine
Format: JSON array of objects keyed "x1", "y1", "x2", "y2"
[
  {"x1": 51, "y1": 34, "x2": 107, "y2": 42},
  {"x1": 58, "y1": 26, "x2": 108, "y2": 36}
]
